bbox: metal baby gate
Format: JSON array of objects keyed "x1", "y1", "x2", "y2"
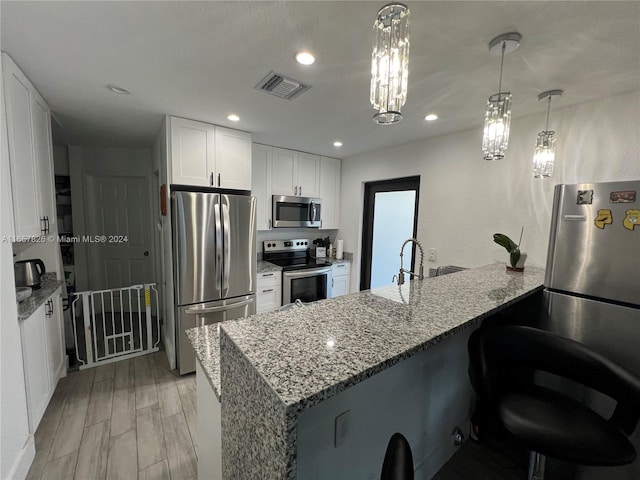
[{"x1": 72, "y1": 283, "x2": 160, "y2": 369}]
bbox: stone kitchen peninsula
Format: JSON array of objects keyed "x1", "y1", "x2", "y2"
[{"x1": 191, "y1": 263, "x2": 545, "y2": 479}]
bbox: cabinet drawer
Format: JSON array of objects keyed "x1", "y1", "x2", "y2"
[
  {"x1": 257, "y1": 271, "x2": 280, "y2": 287},
  {"x1": 257, "y1": 284, "x2": 282, "y2": 313},
  {"x1": 331, "y1": 262, "x2": 350, "y2": 276}
]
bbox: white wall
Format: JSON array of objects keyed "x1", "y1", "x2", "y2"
[
  {"x1": 340, "y1": 90, "x2": 640, "y2": 292},
  {"x1": 1, "y1": 72, "x2": 34, "y2": 479}
]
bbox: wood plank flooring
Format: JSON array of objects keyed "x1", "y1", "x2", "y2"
[
  {"x1": 29, "y1": 350, "x2": 525, "y2": 480},
  {"x1": 27, "y1": 351, "x2": 197, "y2": 480}
]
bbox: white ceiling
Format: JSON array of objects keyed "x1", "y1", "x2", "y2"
[{"x1": 1, "y1": 1, "x2": 639, "y2": 158}]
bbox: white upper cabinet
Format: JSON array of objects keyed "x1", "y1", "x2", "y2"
[
  {"x1": 214, "y1": 127, "x2": 252, "y2": 191},
  {"x1": 272, "y1": 148, "x2": 320, "y2": 197},
  {"x1": 170, "y1": 116, "x2": 215, "y2": 187},
  {"x1": 170, "y1": 117, "x2": 252, "y2": 190},
  {"x1": 3, "y1": 53, "x2": 42, "y2": 237},
  {"x1": 252, "y1": 144, "x2": 272, "y2": 230},
  {"x1": 319, "y1": 156, "x2": 341, "y2": 230},
  {"x1": 296, "y1": 152, "x2": 320, "y2": 198},
  {"x1": 31, "y1": 92, "x2": 56, "y2": 234},
  {"x1": 271, "y1": 148, "x2": 297, "y2": 195}
]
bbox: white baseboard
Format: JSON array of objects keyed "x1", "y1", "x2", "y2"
[{"x1": 7, "y1": 435, "x2": 35, "y2": 480}]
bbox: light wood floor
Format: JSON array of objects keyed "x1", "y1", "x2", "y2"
[{"x1": 26, "y1": 351, "x2": 197, "y2": 480}]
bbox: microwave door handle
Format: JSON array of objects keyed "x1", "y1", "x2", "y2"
[
  {"x1": 309, "y1": 201, "x2": 316, "y2": 223},
  {"x1": 222, "y1": 202, "x2": 231, "y2": 293},
  {"x1": 214, "y1": 202, "x2": 223, "y2": 292}
]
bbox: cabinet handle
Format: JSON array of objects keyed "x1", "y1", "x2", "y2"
[
  {"x1": 294, "y1": 186, "x2": 298, "y2": 195},
  {"x1": 40, "y1": 217, "x2": 47, "y2": 234},
  {"x1": 262, "y1": 288, "x2": 274, "y2": 293},
  {"x1": 262, "y1": 273, "x2": 274, "y2": 277},
  {"x1": 332, "y1": 278, "x2": 334, "y2": 287},
  {"x1": 210, "y1": 172, "x2": 214, "y2": 186},
  {"x1": 45, "y1": 216, "x2": 50, "y2": 234},
  {"x1": 218, "y1": 173, "x2": 221, "y2": 187},
  {"x1": 337, "y1": 264, "x2": 346, "y2": 268},
  {"x1": 299, "y1": 186, "x2": 302, "y2": 196},
  {"x1": 268, "y1": 218, "x2": 272, "y2": 229}
]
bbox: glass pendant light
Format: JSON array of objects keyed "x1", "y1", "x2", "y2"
[
  {"x1": 482, "y1": 32, "x2": 521, "y2": 160},
  {"x1": 533, "y1": 90, "x2": 563, "y2": 178},
  {"x1": 370, "y1": 3, "x2": 410, "y2": 125}
]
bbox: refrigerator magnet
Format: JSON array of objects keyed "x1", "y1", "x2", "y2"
[
  {"x1": 623, "y1": 209, "x2": 639, "y2": 231},
  {"x1": 577, "y1": 190, "x2": 594, "y2": 205},
  {"x1": 610, "y1": 191, "x2": 636, "y2": 203},
  {"x1": 594, "y1": 209, "x2": 613, "y2": 229}
]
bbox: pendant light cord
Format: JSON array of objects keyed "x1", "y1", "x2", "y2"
[
  {"x1": 545, "y1": 95, "x2": 552, "y2": 132},
  {"x1": 498, "y1": 41, "x2": 506, "y2": 93}
]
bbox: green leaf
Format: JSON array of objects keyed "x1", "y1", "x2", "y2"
[
  {"x1": 493, "y1": 233, "x2": 518, "y2": 252},
  {"x1": 510, "y1": 248, "x2": 521, "y2": 268}
]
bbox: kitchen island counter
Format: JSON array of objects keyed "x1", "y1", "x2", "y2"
[{"x1": 208, "y1": 262, "x2": 545, "y2": 478}]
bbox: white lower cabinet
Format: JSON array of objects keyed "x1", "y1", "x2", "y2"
[
  {"x1": 20, "y1": 290, "x2": 65, "y2": 432},
  {"x1": 256, "y1": 271, "x2": 281, "y2": 313},
  {"x1": 196, "y1": 360, "x2": 222, "y2": 480},
  {"x1": 331, "y1": 262, "x2": 351, "y2": 298}
]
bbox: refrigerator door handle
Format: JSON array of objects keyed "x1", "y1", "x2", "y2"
[
  {"x1": 222, "y1": 202, "x2": 231, "y2": 292},
  {"x1": 184, "y1": 297, "x2": 254, "y2": 315},
  {"x1": 214, "y1": 202, "x2": 223, "y2": 292}
]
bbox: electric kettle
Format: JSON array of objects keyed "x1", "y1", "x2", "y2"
[{"x1": 14, "y1": 259, "x2": 45, "y2": 289}]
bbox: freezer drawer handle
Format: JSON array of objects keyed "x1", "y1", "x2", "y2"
[{"x1": 184, "y1": 297, "x2": 254, "y2": 315}]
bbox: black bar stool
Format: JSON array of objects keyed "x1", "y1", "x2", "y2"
[
  {"x1": 381, "y1": 432, "x2": 414, "y2": 480},
  {"x1": 468, "y1": 325, "x2": 640, "y2": 480}
]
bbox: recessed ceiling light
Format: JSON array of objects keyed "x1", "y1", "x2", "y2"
[
  {"x1": 107, "y1": 85, "x2": 131, "y2": 95},
  {"x1": 424, "y1": 113, "x2": 438, "y2": 121},
  {"x1": 227, "y1": 114, "x2": 240, "y2": 122},
  {"x1": 295, "y1": 51, "x2": 315, "y2": 65},
  {"x1": 333, "y1": 141, "x2": 343, "y2": 147}
]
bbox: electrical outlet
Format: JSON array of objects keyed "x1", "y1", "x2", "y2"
[
  {"x1": 334, "y1": 410, "x2": 351, "y2": 447},
  {"x1": 428, "y1": 248, "x2": 437, "y2": 262}
]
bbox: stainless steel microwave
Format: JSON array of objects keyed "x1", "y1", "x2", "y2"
[{"x1": 272, "y1": 195, "x2": 322, "y2": 228}]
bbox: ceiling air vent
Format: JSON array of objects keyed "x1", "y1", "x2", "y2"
[{"x1": 256, "y1": 71, "x2": 311, "y2": 100}]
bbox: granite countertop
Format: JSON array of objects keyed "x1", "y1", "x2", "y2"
[
  {"x1": 257, "y1": 259, "x2": 282, "y2": 274},
  {"x1": 187, "y1": 324, "x2": 222, "y2": 400},
  {"x1": 220, "y1": 263, "x2": 545, "y2": 411},
  {"x1": 17, "y1": 273, "x2": 65, "y2": 321}
]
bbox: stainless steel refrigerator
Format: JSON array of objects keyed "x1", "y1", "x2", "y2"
[
  {"x1": 542, "y1": 180, "x2": 640, "y2": 479},
  {"x1": 172, "y1": 190, "x2": 257, "y2": 374}
]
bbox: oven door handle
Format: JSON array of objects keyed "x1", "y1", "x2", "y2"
[{"x1": 283, "y1": 266, "x2": 332, "y2": 279}]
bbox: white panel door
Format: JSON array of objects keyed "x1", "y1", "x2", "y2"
[
  {"x1": 20, "y1": 304, "x2": 50, "y2": 431},
  {"x1": 31, "y1": 92, "x2": 56, "y2": 234},
  {"x1": 3, "y1": 54, "x2": 41, "y2": 236},
  {"x1": 85, "y1": 175, "x2": 154, "y2": 291},
  {"x1": 271, "y1": 148, "x2": 297, "y2": 195},
  {"x1": 319, "y1": 157, "x2": 341, "y2": 229},
  {"x1": 215, "y1": 127, "x2": 252, "y2": 190},
  {"x1": 170, "y1": 116, "x2": 214, "y2": 187},
  {"x1": 252, "y1": 144, "x2": 272, "y2": 230},
  {"x1": 296, "y1": 153, "x2": 320, "y2": 198}
]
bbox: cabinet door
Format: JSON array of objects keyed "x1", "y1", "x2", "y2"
[
  {"x1": 257, "y1": 284, "x2": 282, "y2": 313},
  {"x1": 31, "y1": 92, "x2": 56, "y2": 234},
  {"x1": 296, "y1": 153, "x2": 320, "y2": 198},
  {"x1": 45, "y1": 295, "x2": 65, "y2": 389},
  {"x1": 3, "y1": 54, "x2": 41, "y2": 237},
  {"x1": 332, "y1": 275, "x2": 349, "y2": 297},
  {"x1": 319, "y1": 157, "x2": 341, "y2": 229},
  {"x1": 170, "y1": 116, "x2": 214, "y2": 187},
  {"x1": 252, "y1": 144, "x2": 272, "y2": 230},
  {"x1": 271, "y1": 148, "x2": 297, "y2": 195},
  {"x1": 20, "y1": 305, "x2": 51, "y2": 431},
  {"x1": 215, "y1": 127, "x2": 252, "y2": 190}
]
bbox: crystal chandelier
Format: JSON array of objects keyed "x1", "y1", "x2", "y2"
[
  {"x1": 370, "y1": 3, "x2": 410, "y2": 125},
  {"x1": 533, "y1": 90, "x2": 563, "y2": 178},
  {"x1": 482, "y1": 32, "x2": 521, "y2": 160}
]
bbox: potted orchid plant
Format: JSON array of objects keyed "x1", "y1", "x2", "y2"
[{"x1": 493, "y1": 227, "x2": 526, "y2": 272}]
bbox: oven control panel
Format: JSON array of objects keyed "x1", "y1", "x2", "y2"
[{"x1": 263, "y1": 239, "x2": 310, "y2": 253}]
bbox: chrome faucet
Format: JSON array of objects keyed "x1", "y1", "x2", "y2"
[{"x1": 393, "y1": 238, "x2": 425, "y2": 285}]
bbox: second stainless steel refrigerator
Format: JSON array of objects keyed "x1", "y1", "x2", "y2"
[{"x1": 172, "y1": 190, "x2": 257, "y2": 374}]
